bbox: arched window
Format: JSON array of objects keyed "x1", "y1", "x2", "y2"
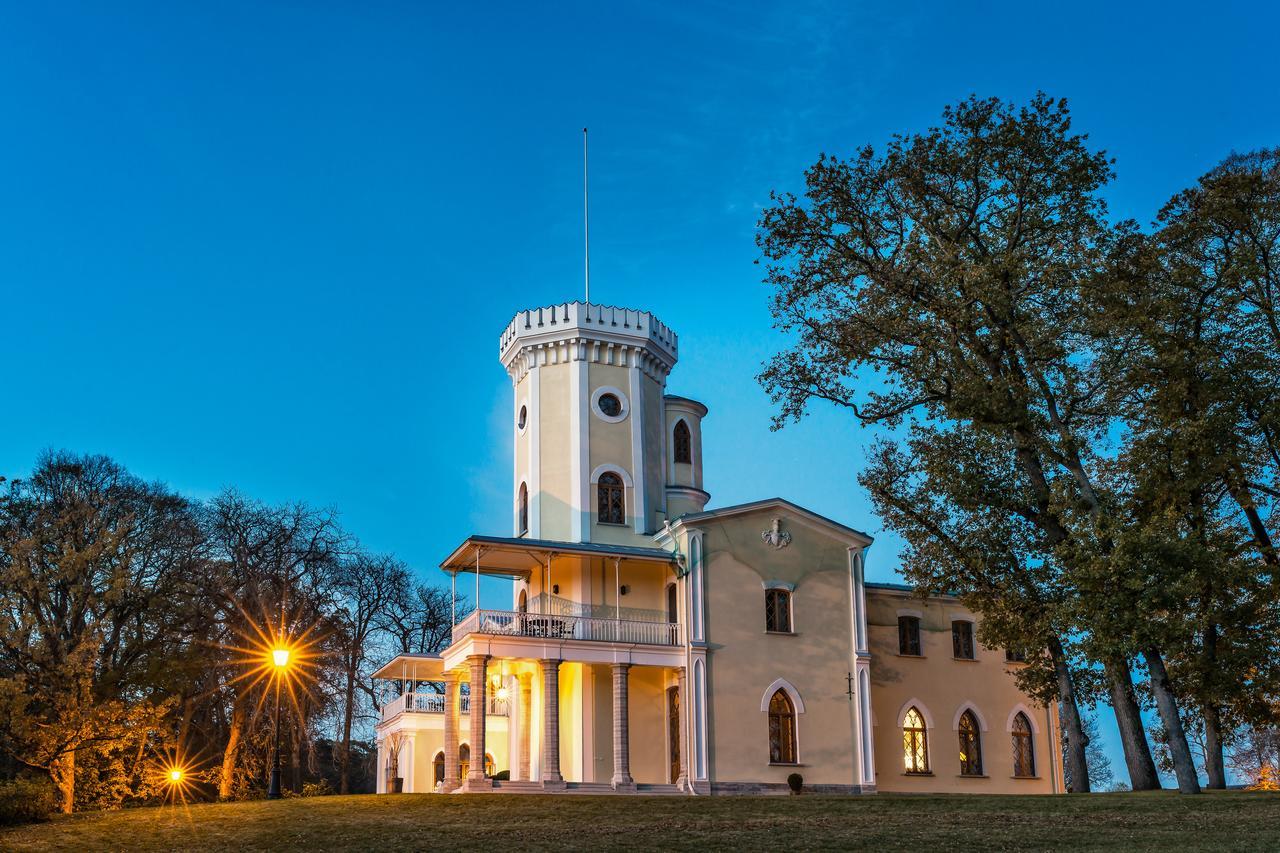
[
  {"x1": 958, "y1": 710, "x2": 983, "y2": 776},
  {"x1": 666, "y1": 583, "x2": 678, "y2": 624},
  {"x1": 764, "y1": 588, "x2": 792, "y2": 633},
  {"x1": 1012, "y1": 712, "x2": 1036, "y2": 777},
  {"x1": 903, "y1": 707, "x2": 929, "y2": 774},
  {"x1": 768, "y1": 689, "x2": 797, "y2": 764},
  {"x1": 518, "y1": 483, "x2": 529, "y2": 535},
  {"x1": 673, "y1": 420, "x2": 692, "y2": 464},
  {"x1": 597, "y1": 472, "x2": 625, "y2": 525},
  {"x1": 518, "y1": 589, "x2": 528, "y2": 613},
  {"x1": 484, "y1": 753, "x2": 495, "y2": 776},
  {"x1": 433, "y1": 751, "x2": 445, "y2": 785},
  {"x1": 459, "y1": 743, "x2": 470, "y2": 779}
]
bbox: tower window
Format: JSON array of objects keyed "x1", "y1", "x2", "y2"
[
  {"x1": 952, "y1": 620, "x2": 975, "y2": 659},
  {"x1": 597, "y1": 472, "x2": 625, "y2": 525},
  {"x1": 518, "y1": 405, "x2": 527, "y2": 431},
  {"x1": 597, "y1": 393, "x2": 622, "y2": 418},
  {"x1": 673, "y1": 420, "x2": 692, "y2": 464},
  {"x1": 518, "y1": 483, "x2": 529, "y2": 536}
]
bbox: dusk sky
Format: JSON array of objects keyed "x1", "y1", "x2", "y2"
[{"x1": 4, "y1": 1, "x2": 1277, "y2": 785}]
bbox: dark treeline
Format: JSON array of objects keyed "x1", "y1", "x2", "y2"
[
  {"x1": 0, "y1": 452, "x2": 455, "y2": 813},
  {"x1": 758, "y1": 94, "x2": 1280, "y2": 792}
]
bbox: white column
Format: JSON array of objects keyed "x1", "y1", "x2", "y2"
[
  {"x1": 571, "y1": 344, "x2": 589, "y2": 541},
  {"x1": 403, "y1": 732, "x2": 416, "y2": 793},
  {"x1": 540, "y1": 658, "x2": 565, "y2": 788},
  {"x1": 611, "y1": 663, "x2": 635, "y2": 789},
  {"x1": 518, "y1": 673, "x2": 532, "y2": 781},
  {"x1": 444, "y1": 672, "x2": 461, "y2": 790},
  {"x1": 629, "y1": 351, "x2": 647, "y2": 534},
  {"x1": 676, "y1": 668, "x2": 689, "y2": 789},
  {"x1": 376, "y1": 737, "x2": 385, "y2": 794},
  {"x1": 465, "y1": 655, "x2": 491, "y2": 789}
]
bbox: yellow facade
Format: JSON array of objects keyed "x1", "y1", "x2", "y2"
[{"x1": 373, "y1": 301, "x2": 1061, "y2": 796}]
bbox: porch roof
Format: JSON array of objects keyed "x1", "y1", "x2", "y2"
[
  {"x1": 439, "y1": 534, "x2": 676, "y2": 580},
  {"x1": 370, "y1": 653, "x2": 445, "y2": 681}
]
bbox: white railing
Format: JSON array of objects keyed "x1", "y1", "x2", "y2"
[
  {"x1": 452, "y1": 608, "x2": 680, "y2": 647},
  {"x1": 380, "y1": 691, "x2": 508, "y2": 722},
  {"x1": 528, "y1": 593, "x2": 669, "y2": 624}
]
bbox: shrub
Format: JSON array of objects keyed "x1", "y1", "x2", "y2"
[
  {"x1": 492, "y1": 770, "x2": 510, "y2": 781},
  {"x1": 0, "y1": 778, "x2": 59, "y2": 826},
  {"x1": 302, "y1": 780, "x2": 334, "y2": 797},
  {"x1": 786, "y1": 773, "x2": 803, "y2": 794}
]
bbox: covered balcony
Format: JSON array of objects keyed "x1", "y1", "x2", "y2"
[{"x1": 380, "y1": 690, "x2": 510, "y2": 724}]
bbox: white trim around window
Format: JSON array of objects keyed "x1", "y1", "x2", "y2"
[
  {"x1": 590, "y1": 386, "x2": 630, "y2": 423},
  {"x1": 951, "y1": 701, "x2": 990, "y2": 732}
]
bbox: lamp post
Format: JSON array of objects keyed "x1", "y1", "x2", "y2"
[{"x1": 267, "y1": 646, "x2": 290, "y2": 799}]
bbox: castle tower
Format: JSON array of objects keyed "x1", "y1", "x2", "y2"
[{"x1": 500, "y1": 302, "x2": 708, "y2": 547}]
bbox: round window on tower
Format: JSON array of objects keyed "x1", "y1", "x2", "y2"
[
  {"x1": 518, "y1": 405, "x2": 528, "y2": 431},
  {"x1": 591, "y1": 387, "x2": 629, "y2": 423},
  {"x1": 598, "y1": 394, "x2": 621, "y2": 417}
]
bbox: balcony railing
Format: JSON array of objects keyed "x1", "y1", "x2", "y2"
[
  {"x1": 380, "y1": 691, "x2": 509, "y2": 722},
  {"x1": 452, "y1": 608, "x2": 681, "y2": 647}
]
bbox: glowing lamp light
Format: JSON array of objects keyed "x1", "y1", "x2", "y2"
[
  {"x1": 169, "y1": 769, "x2": 184, "y2": 783},
  {"x1": 272, "y1": 648, "x2": 291, "y2": 668},
  {"x1": 496, "y1": 686, "x2": 510, "y2": 702}
]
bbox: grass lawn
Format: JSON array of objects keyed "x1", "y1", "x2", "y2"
[{"x1": 4, "y1": 790, "x2": 1279, "y2": 852}]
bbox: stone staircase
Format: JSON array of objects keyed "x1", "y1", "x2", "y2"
[{"x1": 487, "y1": 780, "x2": 686, "y2": 795}]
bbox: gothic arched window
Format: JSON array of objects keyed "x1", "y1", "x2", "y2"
[
  {"x1": 1012, "y1": 712, "x2": 1036, "y2": 777},
  {"x1": 459, "y1": 743, "x2": 471, "y2": 779},
  {"x1": 768, "y1": 689, "x2": 797, "y2": 764},
  {"x1": 433, "y1": 751, "x2": 445, "y2": 785},
  {"x1": 958, "y1": 710, "x2": 983, "y2": 776},
  {"x1": 598, "y1": 472, "x2": 625, "y2": 525},
  {"x1": 903, "y1": 707, "x2": 929, "y2": 774},
  {"x1": 673, "y1": 420, "x2": 692, "y2": 464},
  {"x1": 518, "y1": 483, "x2": 529, "y2": 536}
]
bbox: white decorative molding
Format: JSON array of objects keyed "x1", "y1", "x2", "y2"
[
  {"x1": 1006, "y1": 703, "x2": 1041, "y2": 734},
  {"x1": 589, "y1": 463, "x2": 634, "y2": 487},
  {"x1": 590, "y1": 385, "x2": 630, "y2": 424},
  {"x1": 896, "y1": 608, "x2": 924, "y2": 620},
  {"x1": 761, "y1": 517, "x2": 792, "y2": 549},
  {"x1": 759, "y1": 677, "x2": 806, "y2": 714},
  {"x1": 895, "y1": 697, "x2": 935, "y2": 729},
  {"x1": 760, "y1": 579, "x2": 795, "y2": 591},
  {"x1": 951, "y1": 701, "x2": 990, "y2": 732}
]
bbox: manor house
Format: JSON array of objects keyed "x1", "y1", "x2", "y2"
[{"x1": 373, "y1": 301, "x2": 1062, "y2": 795}]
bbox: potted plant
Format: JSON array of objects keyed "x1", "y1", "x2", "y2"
[
  {"x1": 387, "y1": 732, "x2": 408, "y2": 793},
  {"x1": 787, "y1": 773, "x2": 803, "y2": 795}
]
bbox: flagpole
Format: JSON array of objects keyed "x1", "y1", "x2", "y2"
[{"x1": 583, "y1": 127, "x2": 590, "y2": 306}]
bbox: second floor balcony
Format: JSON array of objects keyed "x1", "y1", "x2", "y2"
[
  {"x1": 380, "y1": 690, "x2": 509, "y2": 724},
  {"x1": 452, "y1": 606, "x2": 680, "y2": 647}
]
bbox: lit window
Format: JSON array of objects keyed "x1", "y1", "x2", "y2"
[
  {"x1": 673, "y1": 420, "x2": 692, "y2": 464},
  {"x1": 1012, "y1": 712, "x2": 1036, "y2": 777},
  {"x1": 764, "y1": 588, "x2": 791, "y2": 633},
  {"x1": 898, "y1": 616, "x2": 922, "y2": 655},
  {"x1": 768, "y1": 690, "x2": 797, "y2": 764},
  {"x1": 597, "y1": 393, "x2": 622, "y2": 418},
  {"x1": 958, "y1": 710, "x2": 983, "y2": 776},
  {"x1": 597, "y1": 472, "x2": 625, "y2": 525},
  {"x1": 952, "y1": 620, "x2": 975, "y2": 659},
  {"x1": 903, "y1": 707, "x2": 929, "y2": 774}
]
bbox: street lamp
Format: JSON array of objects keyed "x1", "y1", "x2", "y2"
[{"x1": 267, "y1": 645, "x2": 290, "y2": 800}]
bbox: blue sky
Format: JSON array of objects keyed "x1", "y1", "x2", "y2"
[{"x1": 3, "y1": 1, "x2": 1276, "y2": 787}]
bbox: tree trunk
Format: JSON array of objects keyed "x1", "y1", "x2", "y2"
[
  {"x1": 291, "y1": 723, "x2": 303, "y2": 794},
  {"x1": 1105, "y1": 658, "x2": 1161, "y2": 791},
  {"x1": 49, "y1": 750, "x2": 75, "y2": 814},
  {"x1": 1142, "y1": 647, "x2": 1201, "y2": 794},
  {"x1": 1048, "y1": 636, "x2": 1090, "y2": 792},
  {"x1": 219, "y1": 698, "x2": 246, "y2": 800},
  {"x1": 339, "y1": 664, "x2": 356, "y2": 794},
  {"x1": 1202, "y1": 701, "x2": 1226, "y2": 789}
]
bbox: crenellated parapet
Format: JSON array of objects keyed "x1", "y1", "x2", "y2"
[{"x1": 500, "y1": 302, "x2": 678, "y2": 383}]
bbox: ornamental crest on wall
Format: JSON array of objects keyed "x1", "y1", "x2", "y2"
[{"x1": 761, "y1": 518, "x2": 792, "y2": 549}]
